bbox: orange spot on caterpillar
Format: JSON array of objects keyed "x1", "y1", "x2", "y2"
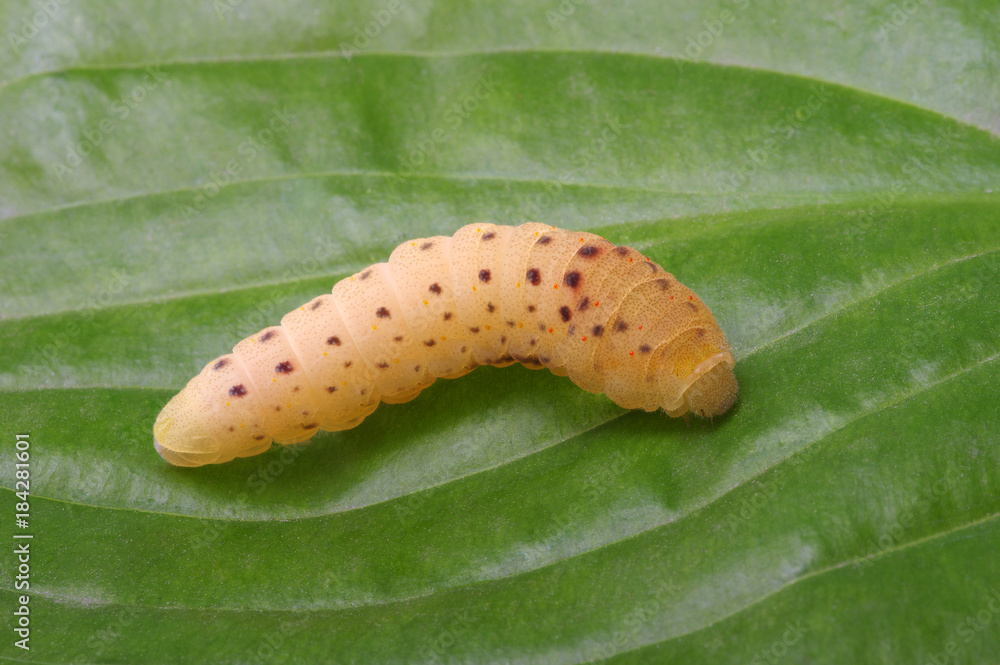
[
  {"x1": 272, "y1": 378, "x2": 277, "y2": 382},
  {"x1": 581, "y1": 336, "x2": 587, "y2": 341},
  {"x1": 629, "y1": 351, "x2": 634, "y2": 356},
  {"x1": 477, "y1": 228, "x2": 481, "y2": 232},
  {"x1": 411, "y1": 242, "x2": 416, "y2": 246},
  {"x1": 553, "y1": 284, "x2": 559, "y2": 289},
  {"x1": 629, "y1": 258, "x2": 634, "y2": 262},
  {"x1": 472, "y1": 286, "x2": 477, "y2": 292},
  {"x1": 638, "y1": 325, "x2": 643, "y2": 330},
  {"x1": 372, "y1": 325, "x2": 378, "y2": 330},
  {"x1": 440, "y1": 336, "x2": 447, "y2": 341},
  {"x1": 670, "y1": 296, "x2": 674, "y2": 300},
  {"x1": 485, "y1": 325, "x2": 491, "y2": 330},
  {"x1": 548, "y1": 327, "x2": 554, "y2": 333},
  {"x1": 322, "y1": 352, "x2": 327, "y2": 356},
  {"x1": 226, "y1": 402, "x2": 230, "y2": 406},
  {"x1": 240, "y1": 424, "x2": 245, "y2": 428},
  {"x1": 394, "y1": 358, "x2": 400, "y2": 364},
  {"x1": 689, "y1": 295, "x2": 693, "y2": 299},
  {"x1": 517, "y1": 282, "x2": 521, "y2": 287},
  {"x1": 594, "y1": 301, "x2": 600, "y2": 307},
  {"x1": 517, "y1": 322, "x2": 524, "y2": 328}
]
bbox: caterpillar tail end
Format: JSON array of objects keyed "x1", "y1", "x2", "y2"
[
  {"x1": 153, "y1": 377, "x2": 276, "y2": 467},
  {"x1": 154, "y1": 435, "x2": 202, "y2": 467}
]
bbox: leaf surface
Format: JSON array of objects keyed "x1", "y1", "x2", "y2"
[{"x1": 1, "y1": 1, "x2": 999, "y2": 662}]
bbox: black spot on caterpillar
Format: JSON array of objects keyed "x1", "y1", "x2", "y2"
[{"x1": 153, "y1": 223, "x2": 737, "y2": 467}]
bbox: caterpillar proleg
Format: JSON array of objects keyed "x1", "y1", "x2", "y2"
[{"x1": 153, "y1": 223, "x2": 738, "y2": 466}]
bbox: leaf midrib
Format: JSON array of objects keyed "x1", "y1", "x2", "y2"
[
  {"x1": 0, "y1": 169, "x2": 712, "y2": 226},
  {"x1": 2, "y1": 46, "x2": 997, "y2": 138},
  {"x1": 5, "y1": 163, "x2": 972, "y2": 227}
]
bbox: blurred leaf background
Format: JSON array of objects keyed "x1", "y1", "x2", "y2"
[{"x1": 1, "y1": 0, "x2": 999, "y2": 663}]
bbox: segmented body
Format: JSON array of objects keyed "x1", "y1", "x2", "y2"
[{"x1": 153, "y1": 223, "x2": 736, "y2": 466}]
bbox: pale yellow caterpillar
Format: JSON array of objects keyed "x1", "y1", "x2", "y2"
[{"x1": 153, "y1": 223, "x2": 737, "y2": 466}]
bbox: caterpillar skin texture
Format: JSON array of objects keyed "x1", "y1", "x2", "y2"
[{"x1": 154, "y1": 223, "x2": 737, "y2": 467}]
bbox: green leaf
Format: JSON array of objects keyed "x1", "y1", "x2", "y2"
[{"x1": 2, "y1": 1, "x2": 999, "y2": 662}]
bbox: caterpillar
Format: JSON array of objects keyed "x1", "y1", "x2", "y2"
[{"x1": 153, "y1": 223, "x2": 737, "y2": 467}]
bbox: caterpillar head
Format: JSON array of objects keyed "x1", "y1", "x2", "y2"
[
  {"x1": 675, "y1": 352, "x2": 738, "y2": 418},
  {"x1": 658, "y1": 328, "x2": 738, "y2": 419}
]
